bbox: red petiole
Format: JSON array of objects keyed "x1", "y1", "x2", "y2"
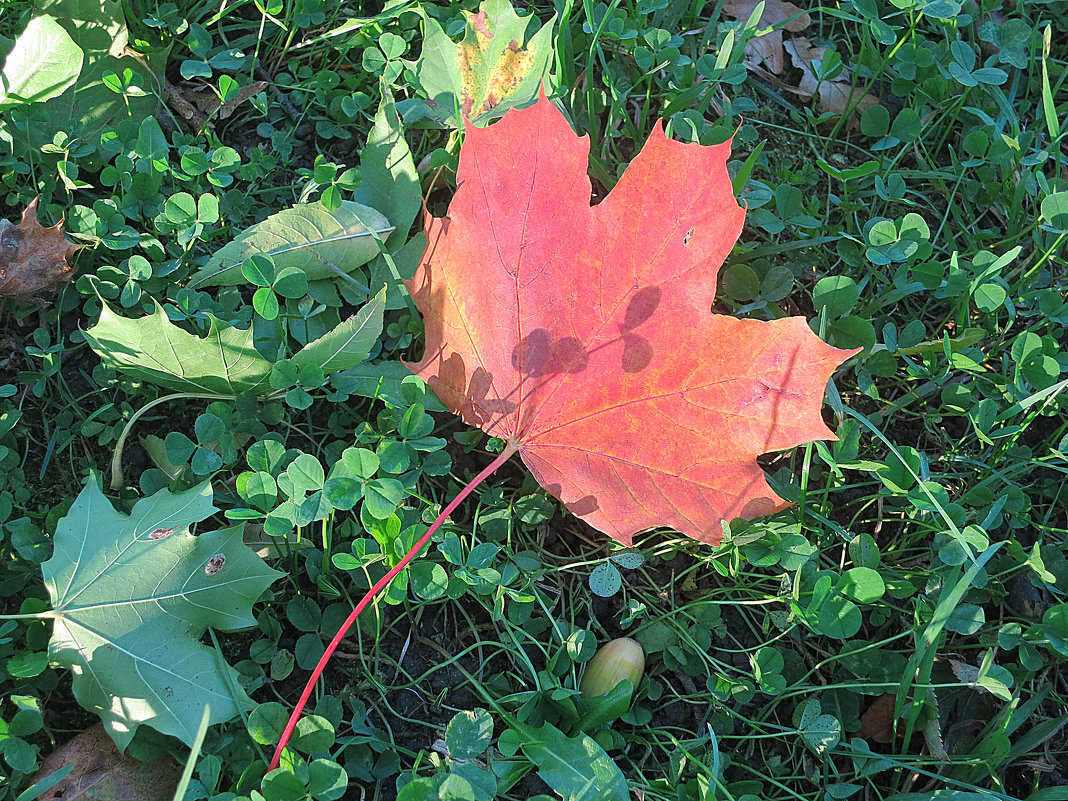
[{"x1": 269, "y1": 441, "x2": 519, "y2": 771}]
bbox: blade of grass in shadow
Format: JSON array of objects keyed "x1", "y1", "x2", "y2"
[
  {"x1": 171, "y1": 705, "x2": 212, "y2": 801},
  {"x1": 895, "y1": 543, "x2": 1004, "y2": 752}
]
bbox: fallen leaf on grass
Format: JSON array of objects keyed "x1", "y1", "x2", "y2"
[
  {"x1": 784, "y1": 36, "x2": 879, "y2": 120},
  {"x1": 406, "y1": 0, "x2": 555, "y2": 126},
  {"x1": 35, "y1": 723, "x2": 181, "y2": 801},
  {"x1": 42, "y1": 478, "x2": 282, "y2": 748},
  {"x1": 185, "y1": 200, "x2": 391, "y2": 288},
  {"x1": 0, "y1": 198, "x2": 84, "y2": 301},
  {"x1": 857, "y1": 692, "x2": 895, "y2": 743},
  {"x1": 722, "y1": 0, "x2": 810, "y2": 74},
  {"x1": 406, "y1": 93, "x2": 857, "y2": 546},
  {"x1": 84, "y1": 299, "x2": 274, "y2": 395},
  {"x1": 166, "y1": 79, "x2": 268, "y2": 133}
]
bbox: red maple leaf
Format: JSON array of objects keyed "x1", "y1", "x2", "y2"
[
  {"x1": 406, "y1": 93, "x2": 856, "y2": 545},
  {"x1": 271, "y1": 93, "x2": 858, "y2": 767}
]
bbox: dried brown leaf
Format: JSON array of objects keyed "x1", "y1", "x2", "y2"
[
  {"x1": 723, "y1": 0, "x2": 810, "y2": 32},
  {"x1": 166, "y1": 80, "x2": 268, "y2": 132},
  {"x1": 857, "y1": 693, "x2": 895, "y2": 743},
  {"x1": 35, "y1": 723, "x2": 181, "y2": 801},
  {"x1": 0, "y1": 198, "x2": 84, "y2": 301},
  {"x1": 164, "y1": 79, "x2": 207, "y2": 132},
  {"x1": 211, "y1": 80, "x2": 268, "y2": 120},
  {"x1": 746, "y1": 30, "x2": 787, "y2": 74},
  {"x1": 947, "y1": 658, "x2": 991, "y2": 692},
  {"x1": 784, "y1": 37, "x2": 879, "y2": 120},
  {"x1": 817, "y1": 80, "x2": 879, "y2": 119},
  {"x1": 723, "y1": 0, "x2": 810, "y2": 74}
]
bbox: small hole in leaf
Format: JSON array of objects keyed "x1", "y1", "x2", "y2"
[{"x1": 683, "y1": 227, "x2": 694, "y2": 244}]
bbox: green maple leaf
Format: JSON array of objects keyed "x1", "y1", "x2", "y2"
[
  {"x1": 41, "y1": 477, "x2": 282, "y2": 749},
  {"x1": 407, "y1": 0, "x2": 556, "y2": 126},
  {"x1": 83, "y1": 300, "x2": 273, "y2": 396}
]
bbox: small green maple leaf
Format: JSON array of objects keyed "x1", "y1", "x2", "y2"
[
  {"x1": 41, "y1": 477, "x2": 282, "y2": 748},
  {"x1": 407, "y1": 0, "x2": 556, "y2": 126},
  {"x1": 84, "y1": 300, "x2": 274, "y2": 396}
]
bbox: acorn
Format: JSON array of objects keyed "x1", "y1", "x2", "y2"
[{"x1": 580, "y1": 637, "x2": 645, "y2": 699}]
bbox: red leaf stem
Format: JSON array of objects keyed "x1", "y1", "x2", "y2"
[{"x1": 270, "y1": 442, "x2": 520, "y2": 771}]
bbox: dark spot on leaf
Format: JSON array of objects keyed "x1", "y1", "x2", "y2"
[
  {"x1": 468, "y1": 10, "x2": 492, "y2": 37},
  {"x1": 204, "y1": 554, "x2": 226, "y2": 575},
  {"x1": 566, "y1": 495, "x2": 600, "y2": 516},
  {"x1": 433, "y1": 354, "x2": 516, "y2": 428},
  {"x1": 512, "y1": 329, "x2": 550, "y2": 374},
  {"x1": 147, "y1": 526, "x2": 178, "y2": 540},
  {"x1": 468, "y1": 366, "x2": 494, "y2": 401},
  {"x1": 740, "y1": 497, "x2": 779, "y2": 518},
  {"x1": 541, "y1": 484, "x2": 599, "y2": 517}
]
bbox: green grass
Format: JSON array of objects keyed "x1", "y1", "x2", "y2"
[{"x1": 0, "y1": 0, "x2": 1066, "y2": 799}]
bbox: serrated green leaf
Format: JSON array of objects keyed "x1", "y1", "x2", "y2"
[
  {"x1": 187, "y1": 200, "x2": 393, "y2": 288},
  {"x1": 292, "y1": 289, "x2": 384, "y2": 374},
  {"x1": 0, "y1": 15, "x2": 83, "y2": 107},
  {"x1": 41, "y1": 477, "x2": 283, "y2": 749},
  {"x1": 84, "y1": 300, "x2": 273, "y2": 395},
  {"x1": 409, "y1": 0, "x2": 556, "y2": 127},
  {"x1": 353, "y1": 91, "x2": 420, "y2": 248}
]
